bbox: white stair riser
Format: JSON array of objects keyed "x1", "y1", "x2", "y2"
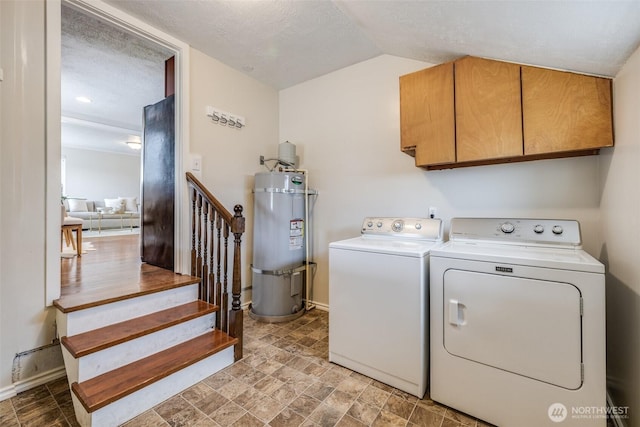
[
  {"x1": 72, "y1": 346, "x2": 234, "y2": 427},
  {"x1": 57, "y1": 284, "x2": 199, "y2": 336},
  {"x1": 64, "y1": 314, "x2": 216, "y2": 384}
]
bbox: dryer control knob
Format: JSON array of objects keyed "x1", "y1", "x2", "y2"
[
  {"x1": 415, "y1": 223, "x2": 422, "y2": 230},
  {"x1": 500, "y1": 222, "x2": 515, "y2": 234},
  {"x1": 552, "y1": 225, "x2": 564, "y2": 235},
  {"x1": 367, "y1": 221, "x2": 373, "y2": 228},
  {"x1": 533, "y1": 224, "x2": 545, "y2": 234},
  {"x1": 377, "y1": 221, "x2": 383, "y2": 228},
  {"x1": 392, "y1": 220, "x2": 404, "y2": 232}
]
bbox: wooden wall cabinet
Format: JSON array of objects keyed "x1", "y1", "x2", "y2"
[
  {"x1": 399, "y1": 56, "x2": 613, "y2": 170},
  {"x1": 400, "y1": 62, "x2": 455, "y2": 166}
]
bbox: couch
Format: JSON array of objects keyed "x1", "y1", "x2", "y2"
[{"x1": 64, "y1": 197, "x2": 140, "y2": 231}]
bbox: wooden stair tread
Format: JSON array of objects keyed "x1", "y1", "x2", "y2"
[
  {"x1": 72, "y1": 329, "x2": 237, "y2": 413},
  {"x1": 61, "y1": 301, "x2": 218, "y2": 358},
  {"x1": 54, "y1": 264, "x2": 201, "y2": 313}
]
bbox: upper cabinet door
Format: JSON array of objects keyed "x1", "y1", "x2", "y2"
[
  {"x1": 522, "y1": 66, "x2": 613, "y2": 155},
  {"x1": 400, "y1": 62, "x2": 455, "y2": 166},
  {"x1": 455, "y1": 57, "x2": 523, "y2": 162}
]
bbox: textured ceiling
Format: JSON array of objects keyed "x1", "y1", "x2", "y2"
[
  {"x1": 103, "y1": 0, "x2": 640, "y2": 89},
  {"x1": 63, "y1": 0, "x2": 640, "y2": 155}
]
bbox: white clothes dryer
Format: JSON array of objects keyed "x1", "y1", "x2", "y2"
[
  {"x1": 329, "y1": 217, "x2": 443, "y2": 398},
  {"x1": 430, "y1": 218, "x2": 605, "y2": 426}
]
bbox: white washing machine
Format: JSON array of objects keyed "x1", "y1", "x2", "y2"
[
  {"x1": 430, "y1": 218, "x2": 605, "y2": 426},
  {"x1": 329, "y1": 217, "x2": 443, "y2": 398}
]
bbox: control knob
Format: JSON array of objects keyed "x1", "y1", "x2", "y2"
[
  {"x1": 552, "y1": 225, "x2": 564, "y2": 235},
  {"x1": 415, "y1": 223, "x2": 422, "y2": 230},
  {"x1": 392, "y1": 220, "x2": 404, "y2": 232},
  {"x1": 377, "y1": 221, "x2": 383, "y2": 228},
  {"x1": 500, "y1": 222, "x2": 515, "y2": 234},
  {"x1": 367, "y1": 221, "x2": 373, "y2": 228},
  {"x1": 533, "y1": 224, "x2": 544, "y2": 234}
]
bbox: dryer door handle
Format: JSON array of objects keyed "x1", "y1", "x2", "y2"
[{"x1": 448, "y1": 299, "x2": 465, "y2": 326}]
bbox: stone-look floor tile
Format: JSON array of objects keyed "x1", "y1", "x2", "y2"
[
  {"x1": 231, "y1": 412, "x2": 264, "y2": 427},
  {"x1": 336, "y1": 377, "x2": 368, "y2": 397},
  {"x1": 346, "y1": 400, "x2": 381, "y2": 425},
  {"x1": 370, "y1": 380, "x2": 394, "y2": 393},
  {"x1": 204, "y1": 371, "x2": 235, "y2": 390},
  {"x1": 164, "y1": 404, "x2": 207, "y2": 427},
  {"x1": 416, "y1": 396, "x2": 447, "y2": 416},
  {"x1": 269, "y1": 407, "x2": 306, "y2": 427},
  {"x1": 302, "y1": 361, "x2": 330, "y2": 378},
  {"x1": 14, "y1": 395, "x2": 59, "y2": 425},
  {"x1": 304, "y1": 382, "x2": 335, "y2": 402},
  {"x1": 256, "y1": 358, "x2": 285, "y2": 375},
  {"x1": 409, "y1": 404, "x2": 445, "y2": 426},
  {"x1": 287, "y1": 356, "x2": 312, "y2": 372},
  {"x1": 0, "y1": 399, "x2": 19, "y2": 427},
  {"x1": 371, "y1": 409, "x2": 407, "y2": 427},
  {"x1": 192, "y1": 390, "x2": 230, "y2": 416},
  {"x1": 46, "y1": 377, "x2": 70, "y2": 397},
  {"x1": 318, "y1": 368, "x2": 347, "y2": 388},
  {"x1": 288, "y1": 394, "x2": 322, "y2": 418},
  {"x1": 358, "y1": 385, "x2": 390, "y2": 408},
  {"x1": 218, "y1": 379, "x2": 251, "y2": 400},
  {"x1": 182, "y1": 382, "x2": 215, "y2": 405},
  {"x1": 155, "y1": 395, "x2": 193, "y2": 420},
  {"x1": 233, "y1": 387, "x2": 264, "y2": 410},
  {"x1": 122, "y1": 410, "x2": 169, "y2": 427},
  {"x1": 391, "y1": 389, "x2": 419, "y2": 404},
  {"x1": 476, "y1": 419, "x2": 496, "y2": 427},
  {"x1": 210, "y1": 401, "x2": 246, "y2": 426},
  {"x1": 325, "y1": 389, "x2": 357, "y2": 414},
  {"x1": 271, "y1": 382, "x2": 299, "y2": 405},
  {"x1": 442, "y1": 417, "x2": 465, "y2": 427},
  {"x1": 225, "y1": 361, "x2": 252, "y2": 378},
  {"x1": 298, "y1": 336, "x2": 318, "y2": 348},
  {"x1": 445, "y1": 408, "x2": 477, "y2": 426},
  {"x1": 238, "y1": 367, "x2": 267, "y2": 386},
  {"x1": 336, "y1": 414, "x2": 368, "y2": 427},
  {"x1": 308, "y1": 402, "x2": 344, "y2": 427},
  {"x1": 11, "y1": 385, "x2": 51, "y2": 409},
  {"x1": 192, "y1": 417, "x2": 220, "y2": 426},
  {"x1": 383, "y1": 394, "x2": 415, "y2": 420},
  {"x1": 272, "y1": 365, "x2": 307, "y2": 384},
  {"x1": 248, "y1": 394, "x2": 285, "y2": 423},
  {"x1": 253, "y1": 375, "x2": 285, "y2": 395}
]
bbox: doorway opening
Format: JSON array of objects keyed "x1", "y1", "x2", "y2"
[{"x1": 46, "y1": 0, "x2": 190, "y2": 305}]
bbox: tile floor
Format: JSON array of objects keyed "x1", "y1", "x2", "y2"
[{"x1": 2, "y1": 309, "x2": 492, "y2": 427}]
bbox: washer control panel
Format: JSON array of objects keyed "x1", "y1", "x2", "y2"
[
  {"x1": 450, "y1": 218, "x2": 582, "y2": 247},
  {"x1": 362, "y1": 217, "x2": 443, "y2": 240}
]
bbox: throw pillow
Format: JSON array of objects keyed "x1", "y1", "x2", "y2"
[
  {"x1": 118, "y1": 196, "x2": 138, "y2": 212},
  {"x1": 68, "y1": 199, "x2": 88, "y2": 212},
  {"x1": 104, "y1": 198, "x2": 125, "y2": 214}
]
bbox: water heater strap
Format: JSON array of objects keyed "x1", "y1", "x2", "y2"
[
  {"x1": 251, "y1": 264, "x2": 307, "y2": 276},
  {"x1": 253, "y1": 188, "x2": 309, "y2": 194}
]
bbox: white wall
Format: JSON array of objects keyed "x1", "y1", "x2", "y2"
[
  {"x1": 279, "y1": 54, "x2": 602, "y2": 307},
  {"x1": 0, "y1": 0, "x2": 58, "y2": 393},
  {"x1": 63, "y1": 147, "x2": 140, "y2": 203},
  {"x1": 600, "y1": 44, "x2": 640, "y2": 425},
  {"x1": 189, "y1": 48, "x2": 280, "y2": 303}
]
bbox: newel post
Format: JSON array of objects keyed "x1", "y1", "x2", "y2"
[{"x1": 229, "y1": 204, "x2": 245, "y2": 361}]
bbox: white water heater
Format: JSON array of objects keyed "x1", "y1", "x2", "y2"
[{"x1": 250, "y1": 171, "x2": 308, "y2": 322}]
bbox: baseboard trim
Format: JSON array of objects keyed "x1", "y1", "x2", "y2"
[{"x1": 0, "y1": 366, "x2": 67, "y2": 402}]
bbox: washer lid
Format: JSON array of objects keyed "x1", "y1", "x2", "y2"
[
  {"x1": 329, "y1": 236, "x2": 442, "y2": 257},
  {"x1": 430, "y1": 241, "x2": 604, "y2": 273}
]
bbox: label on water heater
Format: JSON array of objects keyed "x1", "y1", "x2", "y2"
[{"x1": 289, "y1": 219, "x2": 304, "y2": 250}]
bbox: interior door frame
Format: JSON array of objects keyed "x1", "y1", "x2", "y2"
[{"x1": 45, "y1": 0, "x2": 191, "y2": 305}]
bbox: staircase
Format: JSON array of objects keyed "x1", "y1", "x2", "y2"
[
  {"x1": 53, "y1": 173, "x2": 246, "y2": 426},
  {"x1": 54, "y1": 271, "x2": 237, "y2": 426}
]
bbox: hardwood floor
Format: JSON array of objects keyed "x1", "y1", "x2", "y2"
[{"x1": 56, "y1": 233, "x2": 199, "y2": 312}]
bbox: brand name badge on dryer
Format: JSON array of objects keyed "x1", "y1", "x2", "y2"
[{"x1": 495, "y1": 266, "x2": 513, "y2": 273}]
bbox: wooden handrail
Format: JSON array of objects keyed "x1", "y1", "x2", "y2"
[{"x1": 186, "y1": 172, "x2": 245, "y2": 361}]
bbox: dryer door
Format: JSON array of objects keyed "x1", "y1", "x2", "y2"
[{"x1": 443, "y1": 269, "x2": 582, "y2": 389}]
